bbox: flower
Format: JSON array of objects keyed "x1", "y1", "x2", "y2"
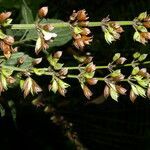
[
  {"x1": 21, "y1": 77, "x2": 42, "y2": 97},
  {"x1": 82, "y1": 85, "x2": 93, "y2": 99},
  {"x1": 69, "y1": 10, "x2": 92, "y2": 50}
]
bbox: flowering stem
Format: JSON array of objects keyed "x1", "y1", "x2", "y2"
[
  {"x1": 66, "y1": 60, "x2": 150, "y2": 70},
  {"x1": 10, "y1": 21, "x2": 134, "y2": 30}
]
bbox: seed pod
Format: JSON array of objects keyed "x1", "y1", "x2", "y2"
[
  {"x1": 85, "y1": 63, "x2": 96, "y2": 73},
  {"x1": 82, "y1": 85, "x2": 92, "y2": 99},
  {"x1": 130, "y1": 89, "x2": 137, "y2": 103},
  {"x1": 104, "y1": 85, "x2": 110, "y2": 99},
  {"x1": 38, "y1": 6, "x2": 48, "y2": 18},
  {"x1": 143, "y1": 22, "x2": 150, "y2": 28},
  {"x1": 116, "y1": 57, "x2": 127, "y2": 64},
  {"x1": 116, "y1": 85, "x2": 126, "y2": 95},
  {"x1": 87, "y1": 78, "x2": 98, "y2": 85}
]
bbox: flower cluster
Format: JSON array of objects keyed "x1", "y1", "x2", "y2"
[
  {"x1": 101, "y1": 17, "x2": 124, "y2": 44},
  {"x1": 133, "y1": 12, "x2": 150, "y2": 44},
  {"x1": 70, "y1": 10, "x2": 92, "y2": 50},
  {"x1": 35, "y1": 7, "x2": 57, "y2": 54}
]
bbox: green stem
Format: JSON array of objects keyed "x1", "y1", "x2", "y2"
[
  {"x1": 66, "y1": 61, "x2": 150, "y2": 70},
  {"x1": 10, "y1": 21, "x2": 134, "y2": 30}
]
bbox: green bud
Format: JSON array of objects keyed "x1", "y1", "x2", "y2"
[
  {"x1": 138, "y1": 12, "x2": 147, "y2": 21},
  {"x1": 113, "y1": 53, "x2": 120, "y2": 61},
  {"x1": 132, "y1": 67, "x2": 139, "y2": 75},
  {"x1": 133, "y1": 52, "x2": 141, "y2": 59}
]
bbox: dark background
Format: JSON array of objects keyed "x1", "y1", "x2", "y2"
[{"x1": 0, "y1": 0, "x2": 150, "y2": 150}]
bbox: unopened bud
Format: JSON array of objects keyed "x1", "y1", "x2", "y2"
[
  {"x1": 143, "y1": 22, "x2": 150, "y2": 28},
  {"x1": 38, "y1": 6, "x2": 48, "y2": 18}
]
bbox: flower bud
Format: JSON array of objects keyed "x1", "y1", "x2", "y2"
[
  {"x1": 104, "y1": 85, "x2": 110, "y2": 99},
  {"x1": 86, "y1": 78, "x2": 98, "y2": 85},
  {"x1": 53, "y1": 51, "x2": 62, "y2": 59},
  {"x1": 38, "y1": 6, "x2": 48, "y2": 18}
]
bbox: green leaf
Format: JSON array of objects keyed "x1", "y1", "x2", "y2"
[
  {"x1": 25, "y1": 19, "x2": 72, "y2": 48},
  {"x1": 21, "y1": 0, "x2": 34, "y2": 24},
  {"x1": 2, "y1": 52, "x2": 34, "y2": 69}
]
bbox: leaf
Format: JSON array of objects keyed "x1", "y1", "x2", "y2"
[
  {"x1": 2, "y1": 52, "x2": 34, "y2": 69},
  {"x1": 21, "y1": 0, "x2": 34, "y2": 24},
  {"x1": 25, "y1": 19, "x2": 72, "y2": 48}
]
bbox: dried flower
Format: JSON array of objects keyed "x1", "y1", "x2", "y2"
[
  {"x1": 38, "y1": 6, "x2": 48, "y2": 18},
  {"x1": 116, "y1": 57, "x2": 127, "y2": 64}
]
